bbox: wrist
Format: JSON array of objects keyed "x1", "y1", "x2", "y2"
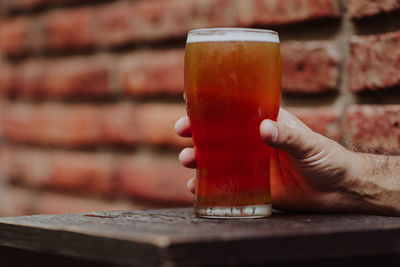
[{"x1": 339, "y1": 151, "x2": 400, "y2": 215}]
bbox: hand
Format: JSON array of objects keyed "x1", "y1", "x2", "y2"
[{"x1": 175, "y1": 108, "x2": 362, "y2": 213}]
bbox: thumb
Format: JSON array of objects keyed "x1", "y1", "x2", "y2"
[{"x1": 260, "y1": 109, "x2": 320, "y2": 159}]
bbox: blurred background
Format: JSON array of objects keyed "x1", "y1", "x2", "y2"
[{"x1": 0, "y1": 0, "x2": 399, "y2": 216}]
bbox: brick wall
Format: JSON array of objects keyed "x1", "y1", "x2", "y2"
[{"x1": 0, "y1": 0, "x2": 399, "y2": 216}]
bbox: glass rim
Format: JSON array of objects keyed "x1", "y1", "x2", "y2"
[
  {"x1": 188, "y1": 28, "x2": 279, "y2": 35},
  {"x1": 187, "y1": 28, "x2": 279, "y2": 43},
  {"x1": 188, "y1": 27, "x2": 278, "y2": 35}
]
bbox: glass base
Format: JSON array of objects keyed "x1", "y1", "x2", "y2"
[{"x1": 195, "y1": 204, "x2": 271, "y2": 219}]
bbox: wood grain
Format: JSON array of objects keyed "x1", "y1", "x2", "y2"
[{"x1": 1, "y1": 208, "x2": 400, "y2": 266}]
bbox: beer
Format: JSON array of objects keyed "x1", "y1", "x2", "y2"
[{"x1": 184, "y1": 29, "x2": 281, "y2": 218}]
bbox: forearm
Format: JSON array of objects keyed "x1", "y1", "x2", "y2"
[{"x1": 343, "y1": 151, "x2": 400, "y2": 215}]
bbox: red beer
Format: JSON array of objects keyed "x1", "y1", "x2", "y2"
[{"x1": 184, "y1": 28, "x2": 281, "y2": 218}]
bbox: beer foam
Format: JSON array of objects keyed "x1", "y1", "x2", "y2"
[{"x1": 187, "y1": 28, "x2": 279, "y2": 43}]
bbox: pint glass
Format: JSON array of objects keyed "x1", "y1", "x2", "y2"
[{"x1": 184, "y1": 28, "x2": 281, "y2": 218}]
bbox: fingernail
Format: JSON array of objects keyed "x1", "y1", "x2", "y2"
[
  {"x1": 186, "y1": 178, "x2": 195, "y2": 188},
  {"x1": 174, "y1": 117, "x2": 184, "y2": 132},
  {"x1": 260, "y1": 120, "x2": 278, "y2": 141},
  {"x1": 178, "y1": 148, "x2": 188, "y2": 162},
  {"x1": 187, "y1": 178, "x2": 196, "y2": 194}
]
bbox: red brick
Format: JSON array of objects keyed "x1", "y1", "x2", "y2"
[
  {"x1": 45, "y1": 7, "x2": 96, "y2": 51},
  {"x1": 96, "y1": 2, "x2": 135, "y2": 47},
  {"x1": 39, "y1": 104, "x2": 101, "y2": 146},
  {"x1": 101, "y1": 103, "x2": 137, "y2": 145},
  {"x1": 118, "y1": 154, "x2": 194, "y2": 204},
  {"x1": 0, "y1": 185, "x2": 36, "y2": 216},
  {"x1": 0, "y1": 17, "x2": 31, "y2": 56},
  {"x1": 0, "y1": 102, "x2": 190, "y2": 148},
  {"x1": 0, "y1": 146, "x2": 115, "y2": 194},
  {"x1": 0, "y1": 63, "x2": 15, "y2": 96},
  {"x1": 0, "y1": 1, "x2": 7, "y2": 14},
  {"x1": 7, "y1": 148, "x2": 52, "y2": 187},
  {"x1": 0, "y1": 102, "x2": 36, "y2": 143},
  {"x1": 0, "y1": 145, "x2": 192, "y2": 206},
  {"x1": 132, "y1": 103, "x2": 192, "y2": 147},
  {"x1": 102, "y1": 103, "x2": 192, "y2": 147},
  {"x1": 5, "y1": 0, "x2": 114, "y2": 12},
  {"x1": 13, "y1": 59, "x2": 47, "y2": 98},
  {"x1": 10, "y1": 56, "x2": 111, "y2": 99},
  {"x1": 7, "y1": 0, "x2": 46, "y2": 11},
  {"x1": 345, "y1": 105, "x2": 400, "y2": 153},
  {"x1": 130, "y1": 0, "x2": 233, "y2": 42},
  {"x1": 0, "y1": 147, "x2": 14, "y2": 181},
  {"x1": 120, "y1": 49, "x2": 184, "y2": 96},
  {"x1": 54, "y1": 0, "x2": 113, "y2": 4},
  {"x1": 347, "y1": 0, "x2": 400, "y2": 18},
  {"x1": 43, "y1": 56, "x2": 112, "y2": 98},
  {"x1": 48, "y1": 151, "x2": 115, "y2": 194},
  {"x1": 0, "y1": 184, "x2": 142, "y2": 216},
  {"x1": 34, "y1": 192, "x2": 143, "y2": 215},
  {"x1": 288, "y1": 106, "x2": 341, "y2": 140},
  {"x1": 281, "y1": 41, "x2": 340, "y2": 93},
  {"x1": 236, "y1": 0, "x2": 340, "y2": 26},
  {"x1": 54, "y1": 0, "x2": 93, "y2": 3},
  {"x1": 0, "y1": 102, "x2": 103, "y2": 147},
  {"x1": 348, "y1": 31, "x2": 400, "y2": 92}
]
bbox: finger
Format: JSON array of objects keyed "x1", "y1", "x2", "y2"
[
  {"x1": 174, "y1": 116, "x2": 192, "y2": 137},
  {"x1": 178, "y1": 147, "x2": 196, "y2": 168},
  {"x1": 277, "y1": 108, "x2": 306, "y2": 128},
  {"x1": 260, "y1": 114, "x2": 320, "y2": 160},
  {"x1": 183, "y1": 92, "x2": 186, "y2": 101},
  {"x1": 186, "y1": 178, "x2": 196, "y2": 194}
]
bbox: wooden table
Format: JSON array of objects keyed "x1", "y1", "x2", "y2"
[{"x1": 0, "y1": 208, "x2": 400, "y2": 266}]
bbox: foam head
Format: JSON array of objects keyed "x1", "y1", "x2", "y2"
[{"x1": 187, "y1": 28, "x2": 279, "y2": 44}]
